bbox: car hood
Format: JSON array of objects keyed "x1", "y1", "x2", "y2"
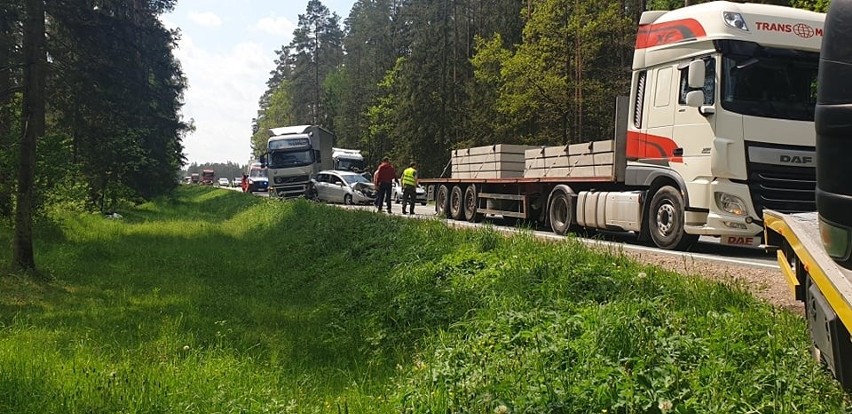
[
  {"x1": 249, "y1": 177, "x2": 268, "y2": 183},
  {"x1": 351, "y1": 182, "x2": 377, "y2": 196}
]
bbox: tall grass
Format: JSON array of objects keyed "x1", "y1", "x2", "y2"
[{"x1": 0, "y1": 185, "x2": 849, "y2": 413}]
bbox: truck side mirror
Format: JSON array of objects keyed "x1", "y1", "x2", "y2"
[
  {"x1": 687, "y1": 60, "x2": 705, "y2": 89},
  {"x1": 685, "y1": 90, "x2": 705, "y2": 107}
]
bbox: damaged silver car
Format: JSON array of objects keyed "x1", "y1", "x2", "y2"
[{"x1": 311, "y1": 170, "x2": 377, "y2": 205}]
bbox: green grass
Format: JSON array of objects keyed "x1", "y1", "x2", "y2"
[{"x1": 0, "y1": 185, "x2": 850, "y2": 413}]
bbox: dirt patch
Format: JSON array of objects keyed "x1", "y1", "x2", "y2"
[{"x1": 617, "y1": 248, "x2": 802, "y2": 315}]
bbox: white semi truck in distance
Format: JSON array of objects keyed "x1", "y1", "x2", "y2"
[
  {"x1": 262, "y1": 125, "x2": 334, "y2": 198},
  {"x1": 421, "y1": 1, "x2": 824, "y2": 251},
  {"x1": 332, "y1": 148, "x2": 366, "y2": 172}
]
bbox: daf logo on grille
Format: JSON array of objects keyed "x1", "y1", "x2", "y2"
[{"x1": 780, "y1": 155, "x2": 813, "y2": 164}]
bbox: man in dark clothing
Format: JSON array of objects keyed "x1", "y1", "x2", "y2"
[{"x1": 373, "y1": 157, "x2": 396, "y2": 212}]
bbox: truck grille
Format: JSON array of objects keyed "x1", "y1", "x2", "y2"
[
  {"x1": 747, "y1": 163, "x2": 815, "y2": 214},
  {"x1": 274, "y1": 175, "x2": 310, "y2": 184}
]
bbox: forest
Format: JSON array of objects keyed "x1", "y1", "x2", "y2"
[{"x1": 0, "y1": 0, "x2": 830, "y2": 272}]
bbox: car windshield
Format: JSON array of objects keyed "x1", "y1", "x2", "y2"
[
  {"x1": 268, "y1": 149, "x2": 314, "y2": 168},
  {"x1": 719, "y1": 41, "x2": 818, "y2": 121},
  {"x1": 342, "y1": 174, "x2": 370, "y2": 185},
  {"x1": 249, "y1": 168, "x2": 267, "y2": 178}
]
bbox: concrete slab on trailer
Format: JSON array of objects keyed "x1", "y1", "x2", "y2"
[
  {"x1": 452, "y1": 153, "x2": 527, "y2": 164},
  {"x1": 452, "y1": 144, "x2": 536, "y2": 157},
  {"x1": 525, "y1": 165, "x2": 615, "y2": 178},
  {"x1": 452, "y1": 160, "x2": 525, "y2": 173},
  {"x1": 525, "y1": 153, "x2": 615, "y2": 170},
  {"x1": 420, "y1": 175, "x2": 617, "y2": 185},
  {"x1": 524, "y1": 140, "x2": 614, "y2": 159}
]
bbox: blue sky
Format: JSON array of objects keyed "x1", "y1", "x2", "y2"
[{"x1": 161, "y1": 0, "x2": 355, "y2": 165}]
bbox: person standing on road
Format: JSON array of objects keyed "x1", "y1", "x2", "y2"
[
  {"x1": 401, "y1": 162, "x2": 418, "y2": 215},
  {"x1": 373, "y1": 157, "x2": 396, "y2": 213}
]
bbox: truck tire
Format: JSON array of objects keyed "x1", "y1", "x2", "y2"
[
  {"x1": 436, "y1": 185, "x2": 451, "y2": 218},
  {"x1": 450, "y1": 185, "x2": 466, "y2": 221},
  {"x1": 464, "y1": 185, "x2": 482, "y2": 223},
  {"x1": 648, "y1": 185, "x2": 697, "y2": 250},
  {"x1": 548, "y1": 192, "x2": 573, "y2": 236}
]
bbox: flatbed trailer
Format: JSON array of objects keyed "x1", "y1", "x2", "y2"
[
  {"x1": 764, "y1": 211, "x2": 852, "y2": 390},
  {"x1": 421, "y1": 168, "x2": 625, "y2": 223},
  {"x1": 420, "y1": 126, "x2": 634, "y2": 235}
]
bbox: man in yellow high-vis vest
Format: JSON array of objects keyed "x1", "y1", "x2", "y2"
[{"x1": 401, "y1": 162, "x2": 418, "y2": 215}]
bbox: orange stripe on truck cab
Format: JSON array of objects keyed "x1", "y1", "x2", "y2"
[
  {"x1": 626, "y1": 131, "x2": 683, "y2": 163},
  {"x1": 635, "y1": 19, "x2": 707, "y2": 49}
]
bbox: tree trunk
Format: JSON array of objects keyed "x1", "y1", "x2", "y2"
[
  {"x1": 0, "y1": 3, "x2": 14, "y2": 218},
  {"x1": 13, "y1": 0, "x2": 45, "y2": 273}
]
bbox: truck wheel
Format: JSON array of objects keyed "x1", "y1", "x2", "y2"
[
  {"x1": 464, "y1": 185, "x2": 482, "y2": 223},
  {"x1": 450, "y1": 185, "x2": 466, "y2": 221},
  {"x1": 548, "y1": 192, "x2": 573, "y2": 235},
  {"x1": 648, "y1": 186, "x2": 697, "y2": 250},
  {"x1": 436, "y1": 185, "x2": 451, "y2": 218}
]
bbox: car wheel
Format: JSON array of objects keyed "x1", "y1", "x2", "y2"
[{"x1": 344, "y1": 194, "x2": 353, "y2": 205}]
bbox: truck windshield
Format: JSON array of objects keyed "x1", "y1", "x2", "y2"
[
  {"x1": 268, "y1": 149, "x2": 314, "y2": 168},
  {"x1": 720, "y1": 43, "x2": 818, "y2": 121},
  {"x1": 336, "y1": 158, "x2": 365, "y2": 171}
]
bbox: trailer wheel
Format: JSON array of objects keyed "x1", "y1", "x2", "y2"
[
  {"x1": 450, "y1": 185, "x2": 466, "y2": 221},
  {"x1": 435, "y1": 185, "x2": 451, "y2": 218},
  {"x1": 464, "y1": 185, "x2": 482, "y2": 223},
  {"x1": 548, "y1": 192, "x2": 573, "y2": 236},
  {"x1": 648, "y1": 185, "x2": 697, "y2": 250}
]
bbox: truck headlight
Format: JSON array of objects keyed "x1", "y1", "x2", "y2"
[
  {"x1": 820, "y1": 218, "x2": 852, "y2": 263},
  {"x1": 714, "y1": 192, "x2": 747, "y2": 216}
]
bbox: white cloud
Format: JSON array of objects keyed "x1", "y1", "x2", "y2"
[
  {"x1": 251, "y1": 16, "x2": 296, "y2": 37},
  {"x1": 188, "y1": 11, "x2": 222, "y2": 28},
  {"x1": 173, "y1": 33, "x2": 275, "y2": 164}
]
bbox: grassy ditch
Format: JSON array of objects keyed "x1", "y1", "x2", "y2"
[{"x1": 0, "y1": 185, "x2": 849, "y2": 412}]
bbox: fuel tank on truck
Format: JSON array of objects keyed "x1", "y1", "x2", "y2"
[{"x1": 816, "y1": 0, "x2": 852, "y2": 268}]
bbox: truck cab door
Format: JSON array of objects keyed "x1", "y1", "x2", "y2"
[
  {"x1": 672, "y1": 57, "x2": 717, "y2": 210},
  {"x1": 640, "y1": 65, "x2": 676, "y2": 165}
]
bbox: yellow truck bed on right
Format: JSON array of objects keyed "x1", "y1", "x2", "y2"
[{"x1": 764, "y1": 210, "x2": 852, "y2": 390}]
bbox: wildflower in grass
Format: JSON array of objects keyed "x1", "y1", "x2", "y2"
[
  {"x1": 494, "y1": 404, "x2": 509, "y2": 414},
  {"x1": 183, "y1": 345, "x2": 190, "y2": 351},
  {"x1": 658, "y1": 400, "x2": 673, "y2": 413},
  {"x1": 637, "y1": 271, "x2": 647, "y2": 279}
]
